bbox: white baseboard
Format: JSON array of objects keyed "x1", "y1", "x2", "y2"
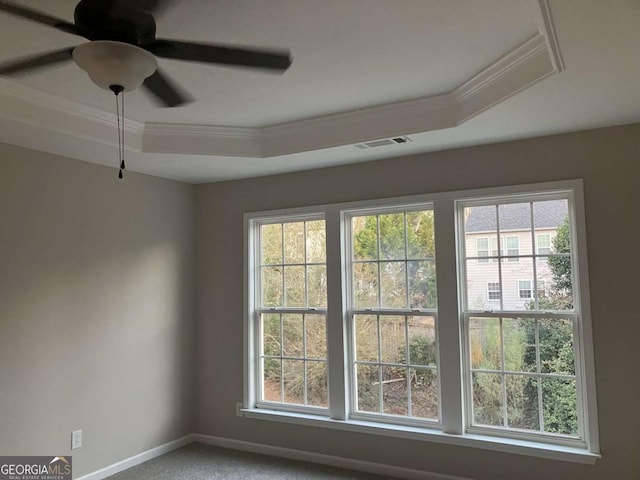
[
  {"x1": 75, "y1": 435, "x2": 194, "y2": 480},
  {"x1": 192, "y1": 433, "x2": 473, "y2": 480}
]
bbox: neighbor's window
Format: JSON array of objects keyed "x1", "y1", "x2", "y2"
[
  {"x1": 349, "y1": 208, "x2": 439, "y2": 422},
  {"x1": 519, "y1": 280, "x2": 533, "y2": 299},
  {"x1": 257, "y1": 217, "x2": 328, "y2": 410},
  {"x1": 246, "y1": 182, "x2": 597, "y2": 457},
  {"x1": 487, "y1": 282, "x2": 501, "y2": 301}
]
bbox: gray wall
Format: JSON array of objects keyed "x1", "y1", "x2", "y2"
[
  {"x1": 195, "y1": 124, "x2": 640, "y2": 480},
  {"x1": 0, "y1": 144, "x2": 196, "y2": 477}
]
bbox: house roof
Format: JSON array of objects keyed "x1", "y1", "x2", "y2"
[{"x1": 465, "y1": 200, "x2": 568, "y2": 233}]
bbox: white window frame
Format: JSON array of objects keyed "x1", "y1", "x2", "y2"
[{"x1": 243, "y1": 179, "x2": 599, "y2": 464}]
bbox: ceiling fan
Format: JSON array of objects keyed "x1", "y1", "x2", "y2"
[{"x1": 0, "y1": 0, "x2": 293, "y2": 107}]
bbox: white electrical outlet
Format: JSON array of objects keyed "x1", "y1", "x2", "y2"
[
  {"x1": 236, "y1": 402, "x2": 243, "y2": 417},
  {"x1": 71, "y1": 430, "x2": 82, "y2": 450}
]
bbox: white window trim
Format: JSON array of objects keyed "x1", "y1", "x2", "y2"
[{"x1": 243, "y1": 179, "x2": 599, "y2": 464}]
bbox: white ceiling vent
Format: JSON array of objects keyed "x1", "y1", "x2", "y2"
[{"x1": 355, "y1": 136, "x2": 412, "y2": 150}]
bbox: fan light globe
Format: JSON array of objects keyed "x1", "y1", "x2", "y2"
[{"x1": 73, "y1": 41, "x2": 157, "y2": 92}]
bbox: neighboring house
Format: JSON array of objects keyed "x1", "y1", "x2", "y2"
[{"x1": 463, "y1": 200, "x2": 568, "y2": 310}]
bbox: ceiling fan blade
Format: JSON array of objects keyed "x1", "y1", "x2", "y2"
[
  {"x1": 0, "y1": 47, "x2": 74, "y2": 75},
  {"x1": 147, "y1": 40, "x2": 292, "y2": 72},
  {"x1": 0, "y1": 1, "x2": 83, "y2": 37},
  {"x1": 143, "y1": 68, "x2": 191, "y2": 107}
]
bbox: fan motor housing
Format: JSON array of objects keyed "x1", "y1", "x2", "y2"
[{"x1": 74, "y1": 0, "x2": 157, "y2": 45}]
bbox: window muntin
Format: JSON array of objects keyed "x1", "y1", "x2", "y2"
[
  {"x1": 257, "y1": 218, "x2": 328, "y2": 410},
  {"x1": 349, "y1": 208, "x2": 439, "y2": 424},
  {"x1": 461, "y1": 196, "x2": 583, "y2": 442},
  {"x1": 247, "y1": 182, "x2": 596, "y2": 455}
]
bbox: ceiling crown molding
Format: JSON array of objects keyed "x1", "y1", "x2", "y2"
[{"x1": 0, "y1": 0, "x2": 563, "y2": 161}]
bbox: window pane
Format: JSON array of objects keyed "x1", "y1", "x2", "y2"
[
  {"x1": 379, "y1": 213, "x2": 406, "y2": 260},
  {"x1": 533, "y1": 200, "x2": 570, "y2": 256},
  {"x1": 356, "y1": 364, "x2": 380, "y2": 413},
  {"x1": 284, "y1": 265, "x2": 305, "y2": 307},
  {"x1": 262, "y1": 314, "x2": 281, "y2": 356},
  {"x1": 469, "y1": 317, "x2": 501, "y2": 370},
  {"x1": 542, "y1": 378, "x2": 578, "y2": 436},
  {"x1": 500, "y1": 257, "x2": 533, "y2": 309},
  {"x1": 506, "y1": 375, "x2": 539, "y2": 430},
  {"x1": 380, "y1": 261, "x2": 407, "y2": 308},
  {"x1": 306, "y1": 361, "x2": 328, "y2": 407},
  {"x1": 307, "y1": 265, "x2": 327, "y2": 308},
  {"x1": 539, "y1": 319, "x2": 575, "y2": 375},
  {"x1": 382, "y1": 366, "x2": 408, "y2": 415},
  {"x1": 306, "y1": 220, "x2": 326, "y2": 263},
  {"x1": 282, "y1": 314, "x2": 303, "y2": 358},
  {"x1": 408, "y1": 316, "x2": 437, "y2": 367},
  {"x1": 352, "y1": 216, "x2": 378, "y2": 260},
  {"x1": 283, "y1": 222, "x2": 305, "y2": 264},
  {"x1": 305, "y1": 314, "x2": 326, "y2": 359},
  {"x1": 408, "y1": 260, "x2": 437, "y2": 308},
  {"x1": 263, "y1": 358, "x2": 281, "y2": 402},
  {"x1": 354, "y1": 262, "x2": 379, "y2": 308},
  {"x1": 261, "y1": 223, "x2": 282, "y2": 265},
  {"x1": 499, "y1": 203, "x2": 532, "y2": 256},
  {"x1": 472, "y1": 372, "x2": 504, "y2": 427},
  {"x1": 354, "y1": 315, "x2": 378, "y2": 362},
  {"x1": 503, "y1": 318, "x2": 536, "y2": 372},
  {"x1": 261, "y1": 266, "x2": 283, "y2": 307},
  {"x1": 283, "y1": 360, "x2": 305, "y2": 404},
  {"x1": 406, "y1": 210, "x2": 435, "y2": 259},
  {"x1": 465, "y1": 206, "x2": 497, "y2": 261},
  {"x1": 380, "y1": 316, "x2": 406, "y2": 364},
  {"x1": 466, "y1": 260, "x2": 500, "y2": 310},
  {"x1": 410, "y1": 368, "x2": 438, "y2": 419},
  {"x1": 543, "y1": 255, "x2": 574, "y2": 310}
]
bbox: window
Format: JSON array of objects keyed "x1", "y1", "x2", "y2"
[
  {"x1": 476, "y1": 236, "x2": 518, "y2": 263},
  {"x1": 245, "y1": 180, "x2": 599, "y2": 462},
  {"x1": 350, "y1": 209, "x2": 438, "y2": 422},
  {"x1": 505, "y1": 236, "x2": 520, "y2": 262},
  {"x1": 476, "y1": 238, "x2": 489, "y2": 263},
  {"x1": 519, "y1": 280, "x2": 533, "y2": 299},
  {"x1": 256, "y1": 217, "x2": 328, "y2": 411},
  {"x1": 537, "y1": 234, "x2": 552, "y2": 255},
  {"x1": 487, "y1": 282, "x2": 501, "y2": 301}
]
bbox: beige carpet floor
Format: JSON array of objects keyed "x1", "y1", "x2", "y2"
[{"x1": 106, "y1": 442, "x2": 400, "y2": 480}]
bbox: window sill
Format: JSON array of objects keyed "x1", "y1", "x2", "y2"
[{"x1": 241, "y1": 408, "x2": 600, "y2": 465}]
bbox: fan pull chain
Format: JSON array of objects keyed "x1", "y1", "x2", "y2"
[
  {"x1": 110, "y1": 84, "x2": 126, "y2": 179},
  {"x1": 121, "y1": 92, "x2": 126, "y2": 171}
]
